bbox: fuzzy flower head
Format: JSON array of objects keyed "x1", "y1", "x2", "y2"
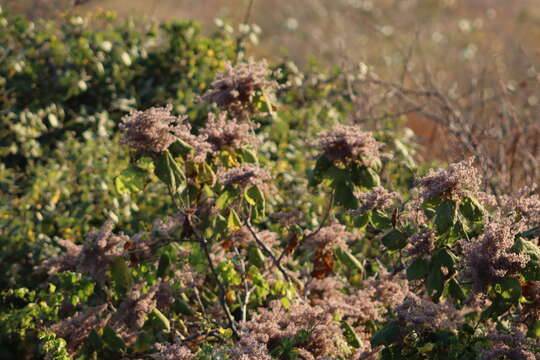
[
  {"x1": 40, "y1": 221, "x2": 127, "y2": 283},
  {"x1": 462, "y1": 217, "x2": 530, "y2": 292},
  {"x1": 201, "y1": 60, "x2": 277, "y2": 117},
  {"x1": 49, "y1": 304, "x2": 111, "y2": 355},
  {"x1": 200, "y1": 112, "x2": 259, "y2": 152},
  {"x1": 414, "y1": 157, "x2": 481, "y2": 202},
  {"x1": 232, "y1": 301, "x2": 349, "y2": 359},
  {"x1": 119, "y1": 105, "x2": 185, "y2": 153},
  {"x1": 483, "y1": 328, "x2": 540, "y2": 360},
  {"x1": 218, "y1": 164, "x2": 271, "y2": 189},
  {"x1": 406, "y1": 228, "x2": 436, "y2": 256},
  {"x1": 303, "y1": 223, "x2": 353, "y2": 252},
  {"x1": 395, "y1": 294, "x2": 464, "y2": 332},
  {"x1": 316, "y1": 125, "x2": 382, "y2": 165},
  {"x1": 349, "y1": 186, "x2": 399, "y2": 216},
  {"x1": 151, "y1": 341, "x2": 194, "y2": 360}
]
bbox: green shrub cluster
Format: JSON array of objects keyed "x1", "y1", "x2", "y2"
[{"x1": 1, "y1": 7, "x2": 539, "y2": 360}]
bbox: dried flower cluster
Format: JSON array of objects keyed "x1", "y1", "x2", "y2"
[
  {"x1": 151, "y1": 341, "x2": 194, "y2": 360},
  {"x1": 112, "y1": 283, "x2": 158, "y2": 344},
  {"x1": 41, "y1": 221, "x2": 126, "y2": 282},
  {"x1": 414, "y1": 157, "x2": 481, "y2": 202},
  {"x1": 316, "y1": 125, "x2": 382, "y2": 164},
  {"x1": 303, "y1": 223, "x2": 353, "y2": 252},
  {"x1": 201, "y1": 60, "x2": 277, "y2": 117},
  {"x1": 218, "y1": 164, "x2": 271, "y2": 189},
  {"x1": 231, "y1": 301, "x2": 348, "y2": 359},
  {"x1": 462, "y1": 217, "x2": 530, "y2": 291},
  {"x1": 49, "y1": 304, "x2": 111, "y2": 355},
  {"x1": 483, "y1": 328, "x2": 540, "y2": 360},
  {"x1": 119, "y1": 105, "x2": 184, "y2": 153},
  {"x1": 349, "y1": 186, "x2": 399, "y2": 216},
  {"x1": 500, "y1": 186, "x2": 540, "y2": 226},
  {"x1": 200, "y1": 112, "x2": 259, "y2": 152},
  {"x1": 395, "y1": 294, "x2": 464, "y2": 332},
  {"x1": 406, "y1": 228, "x2": 436, "y2": 256},
  {"x1": 308, "y1": 270, "x2": 409, "y2": 324}
]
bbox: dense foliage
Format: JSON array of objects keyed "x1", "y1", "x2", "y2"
[{"x1": 1, "y1": 7, "x2": 539, "y2": 360}]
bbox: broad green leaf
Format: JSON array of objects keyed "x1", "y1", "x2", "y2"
[
  {"x1": 334, "y1": 248, "x2": 364, "y2": 274},
  {"x1": 341, "y1": 321, "x2": 362, "y2": 348},
  {"x1": 110, "y1": 256, "x2": 132, "y2": 294},
  {"x1": 406, "y1": 258, "x2": 430, "y2": 281},
  {"x1": 381, "y1": 229, "x2": 407, "y2": 250},
  {"x1": 227, "y1": 209, "x2": 242, "y2": 231},
  {"x1": 427, "y1": 267, "x2": 445, "y2": 300},
  {"x1": 434, "y1": 199, "x2": 457, "y2": 234},
  {"x1": 157, "y1": 253, "x2": 171, "y2": 278},
  {"x1": 460, "y1": 196, "x2": 484, "y2": 222},
  {"x1": 371, "y1": 322, "x2": 402, "y2": 347}
]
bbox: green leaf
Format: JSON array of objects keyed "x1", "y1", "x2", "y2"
[
  {"x1": 169, "y1": 139, "x2": 194, "y2": 158},
  {"x1": 434, "y1": 199, "x2": 457, "y2": 234},
  {"x1": 334, "y1": 248, "x2": 364, "y2": 274},
  {"x1": 447, "y1": 278, "x2": 466, "y2": 302},
  {"x1": 102, "y1": 326, "x2": 126, "y2": 352},
  {"x1": 238, "y1": 148, "x2": 258, "y2": 164},
  {"x1": 351, "y1": 165, "x2": 380, "y2": 189},
  {"x1": 494, "y1": 277, "x2": 521, "y2": 302},
  {"x1": 173, "y1": 298, "x2": 195, "y2": 316},
  {"x1": 227, "y1": 209, "x2": 242, "y2": 231},
  {"x1": 311, "y1": 155, "x2": 333, "y2": 185},
  {"x1": 216, "y1": 187, "x2": 238, "y2": 210},
  {"x1": 460, "y1": 196, "x2": 484, "y2": 222},
  {"x1": 432, "y1": 248, "x2": 458, "y2": 271},
  {"x1": 154, "y1": 150, "x2": 185, "y2": 193},
  {"x1": 514, "y1": 238, "x2": 540, "y2": 281},
  {"x1": 244, "y1": 185, "x2": 265, "y2": 213},
  {"x1": 371, "y1": 322, "x2": 402, "y2": 347},
  {"x1": 333, "y1": 181, "x2": 358, "y2": 210},
  {"x1": 248, "y1": 244, "x2": 266, "y2": 268},
  {"x1": 110, "y1": 257, "x2": 132, "y2": 294},
  {"x1": 371, "y1": 210, "x2": 392, "y2": 230},
  {"x1": 151, "y1": 308, "x2": 171, "y2": 333},
  {"x1": 157, "y1": 254, "x2": 171, "y2": 278},
  {"x1": 198, "y1": 162, "x2": 216, "y2": 186},
  {"x1": 427, "y1": 267, "x2": 445, "y2": 300},
  {"x1": 114, "y1": 166, "x2": 147, "y2": 194},
  {"x1": 381, "y1": 229, "x2": 407, "y2": 251},
  {"x1": 341, "y1": 321, "x2": 362, "y2": 348},
  {"x1": 527, "y1": 319, "x2": 540, "y2": 339},
  {"x1": 406, "y1": 258, "x2": 430, "y2": 281}
]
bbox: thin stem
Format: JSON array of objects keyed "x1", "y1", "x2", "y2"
[
  {"x1": 245, "y1": 218, "x2": 291, "y2": 283},
  {"x1": 200, "y1": 236, "x2": 239, "y2": 338}
]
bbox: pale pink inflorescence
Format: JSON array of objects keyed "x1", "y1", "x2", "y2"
[
  {"x1": 151, "y1": 341, "x2": 195, "y2": 360},
  {"x1": 230, "y1": 301, "x2": 348, "y2": 360},
  {"x1": 395, "y1": 294, "x2": 464, "y2": 332},
  {"x1": 316, "y1": 124, "x2": 382, "y2": 165},
  {"x1": 119, "y1": 105, "x2": 184, "y2": 153},
  {"x1": 40, "y1": 221, "x2": 127, "y2": 282},
  {"x1": 500, "y1": 186, "x2": 540, "y2": 227},
  {"x1": 271, "y1": 209, "x2": 303, "y2": 227},
  {"x1": 406, "y1": 228, "x2": 436, "y2": 256},
  {"x1": 120, "y1": 104, "x2": 211, "y2": 161},
  {"x1": 302, "y1": 223, "x2": 354, "y2": 252},
  {"x1": 308, "y1": 269, "x2": 409, "y2": 324},
  {"x1": 112, "y1": 283, "x2": 159, "y2": 344},
  {"x1": 414, "y1": 157, "x2": 481, "y2": 202},
  {"x1": 201, "y1": 60, "x2": 278, "y2": 117},
  {"x1": 349, "y1": 186, "x2": 399, "y2": 216},
  {"x1": 218, "y1": 164, "x2": 271, "y2": 189},
  {"x1": 483, "y1": 328, "x2": 540, "y2": 360},
  {"x1": 462, "y1": 216, "x2": 530, "y2": 291},
  {"x1": 49, "y1": 304, "x2": 111, "y2": 355},
  {"x1": 200, "y1": 112, "x2": 259, "y2": 152}
]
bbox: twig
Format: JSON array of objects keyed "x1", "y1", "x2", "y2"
[
  {"x1": 199, "y1": 236, "x2": 239, "y2": 338},
  {"x1": 244, "y1": 218, "x2": 291, "y2": 283}
]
